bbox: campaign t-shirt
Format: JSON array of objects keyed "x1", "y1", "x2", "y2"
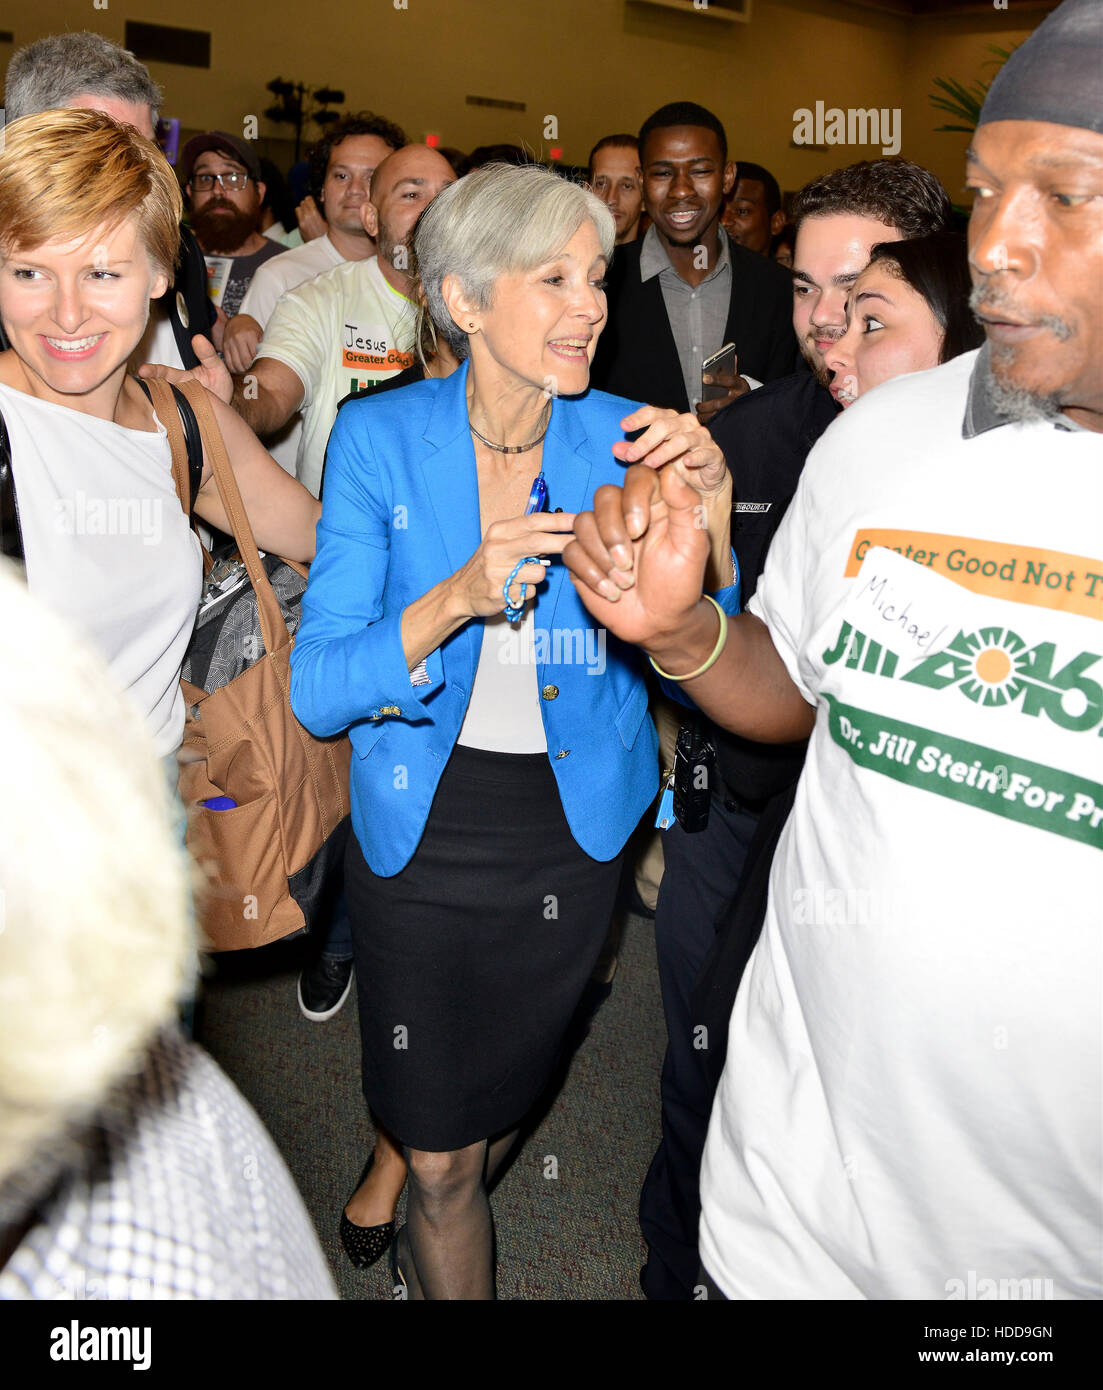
[
  {"x1": 698, "y1": 349, "x2": 1103, "y2": 1300},
  {"x1": 259, "y1": 256, "x2": 416, "y2": 497},
  {"x1": 237, "y1": 234, "x2": 345, "y2": 477}
]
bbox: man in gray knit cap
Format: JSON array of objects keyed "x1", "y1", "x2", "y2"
[
  {"x1": 567, "y1": 0, "x2": 1103, "y2": 1299},
  {"x1": 965, "y1": 0, "x2": 1102, "y2": 430}
]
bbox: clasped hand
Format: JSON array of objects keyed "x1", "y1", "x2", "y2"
[
  {"x1": 453, "y1": 408, "x2": 726, "y2": 622},
  {"x1": 612, "y1": 404, "x2": 730, "y2": 498},
  {"x1": 564, "y1": 464, "x2": 712, "y2": 649}
]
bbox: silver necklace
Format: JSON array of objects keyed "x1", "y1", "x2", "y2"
[{"x1": 469, "y1": 402, "x2": 551, "y2": 454}]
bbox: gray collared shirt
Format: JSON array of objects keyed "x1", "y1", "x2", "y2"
[
  {"x1": 639, "y1": 223, "x2": 732, "y2": 409},
  {"x1": 962, "y1": 341, "x2": 1086, "y2": 437}
]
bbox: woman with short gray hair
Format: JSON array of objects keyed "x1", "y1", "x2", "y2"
[
  {"x1": 291, "y1": 161, "x2": 740, "y2": 1299},
  {"x1": 415, "y1": 162, "x2": 608, "y2": 359}
]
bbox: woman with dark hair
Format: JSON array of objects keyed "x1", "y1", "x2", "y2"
[{"x1": 824, "y1": 230, "x2": 983, "y2": 407}]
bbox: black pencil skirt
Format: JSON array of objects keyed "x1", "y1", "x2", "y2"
[{"x1": 345, "y1": 743, "x2": 624, "y2": 1152}]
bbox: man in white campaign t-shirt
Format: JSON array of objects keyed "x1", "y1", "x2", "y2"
[
  {"x1": 562, "y1": 1, "x2": 1102, "y2": 1302},
  {"x1": 219, "y1": 145, "x2": 454, "y2": 498},
  {"x1": 220, "y1": 122, "x2": 405, "y2": 475},
  {"x1": 699, "y1": 348, "x2": 1101, "y2": 1299},
  {"x1": 257, "y1": 257, "x2": 415, "y2": 498}
]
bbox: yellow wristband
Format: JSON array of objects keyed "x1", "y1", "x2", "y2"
[{"x1": 648, "y1": 595, "x2": 728, "y2": 682}]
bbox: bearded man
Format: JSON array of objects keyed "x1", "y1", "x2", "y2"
[{"x1": 182, "y1": 131, "x2": 286, "y2": 319}]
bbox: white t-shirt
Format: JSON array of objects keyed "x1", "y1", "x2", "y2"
[
  {"x1": 238, "y1": 234, "x2": 345, "y2": 477},
  {"x1": 699, "y1": 350, "x2": 1103, "y2": 1300},
  {"x1": 0, "y1": 383, "x2": 203, "y2": 758},
  {"x1": 263, "y1": 221, "x2": 304, "y2": 249},
  {"x1": 239, "y1": 232, "x2": 343, "y2": 330},
  {"x1": 258, "y1": 256, "x2": 416, "y2": 498}
]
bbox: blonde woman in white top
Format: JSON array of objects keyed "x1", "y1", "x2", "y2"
[{"x1": 0, "y1": 109, "x2": 320, "y2": 757}]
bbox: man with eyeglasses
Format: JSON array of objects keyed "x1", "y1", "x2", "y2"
[{"x1": 181, "y1": 132, "x2": 287, "y2": 320}]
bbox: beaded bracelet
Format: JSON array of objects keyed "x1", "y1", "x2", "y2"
[
  {"x1": 648, "y1": 595, "x2": 728, "y2": 682},
  {"x1": 503, "y1": 557, "x2": 536, "y2": 622}
]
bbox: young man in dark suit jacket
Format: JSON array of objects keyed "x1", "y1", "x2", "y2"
[
  {"x1": 638, "y1": 156, "x2": 955, "y2": 1301},
  {"x1": 590, "y1": 102, "x2": 799, "y2": 418}
]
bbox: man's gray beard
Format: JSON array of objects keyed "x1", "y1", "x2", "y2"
[
  {"x1": 984, "y1": 345, "x2": 1065, "y2": 425},
  {"x1": 969, "y1": 284, "x2": 1070, "y2": 424}
]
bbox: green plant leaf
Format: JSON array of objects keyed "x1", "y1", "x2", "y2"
[{"x1": 928, "y1": 43, "x2": 1018, "y2": 136}]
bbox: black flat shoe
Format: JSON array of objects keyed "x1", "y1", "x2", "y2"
[
  {"x1": 390, "y1": 1225, "x2": 408, "y2": 1298},
  {"x1": 340, "y1": 1209, "x2": 395, "y2": 1269},
  {"x1": 339, "y1": 1153, "x2": 395, "y2": 1270}
]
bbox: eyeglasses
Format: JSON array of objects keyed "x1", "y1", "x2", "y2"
[{"x1": 192, "y1": 171, "x2": 251, "y2": 192}]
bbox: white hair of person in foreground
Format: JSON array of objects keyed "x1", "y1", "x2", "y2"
[{"x1": 0, "y1": 559, "x2": 195, "y2": 1192}]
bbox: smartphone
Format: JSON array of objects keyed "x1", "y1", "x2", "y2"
[{"x1": 701, "y1": 342, "x2": 737, "y2": 401}]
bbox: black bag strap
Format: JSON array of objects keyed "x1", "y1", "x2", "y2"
[
  {"x1": 0, "y1": 404, "x2": 23, "y2": 570},
  {"x1": 136, "y1": 378, "x2": 204, "y2": 515}
]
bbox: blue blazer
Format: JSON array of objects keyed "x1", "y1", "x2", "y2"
[{"x1": 290, "y1": 358, "x2": 740, "y2": 877}]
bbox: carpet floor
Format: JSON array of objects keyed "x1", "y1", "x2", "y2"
[{"x1": 194, "y1": 910, "x2": 664, "y2": 1300}]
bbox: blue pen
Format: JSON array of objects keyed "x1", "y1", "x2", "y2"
[
  {"x1": 503, "y1": 472, "x2": 549, "y2": 621},
  {"x1": 525, "y1": 471, "x2": 548, "y2": 517}
]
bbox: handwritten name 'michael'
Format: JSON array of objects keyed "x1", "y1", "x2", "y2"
[{"x1": 854, "y1": 570, "x2": 949, "y2": 657}]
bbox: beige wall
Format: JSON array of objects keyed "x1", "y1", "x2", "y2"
[
  {"x1": 0, "y1": 0, "x2": 1047, "y2": 203},
  {"x1": 902, "y1": 7, "x2": 1042, "y2": 204}
]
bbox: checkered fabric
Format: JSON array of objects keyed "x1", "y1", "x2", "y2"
[{"x1": 0, "y1": 1029, "x2": 336, "y2": 1300}]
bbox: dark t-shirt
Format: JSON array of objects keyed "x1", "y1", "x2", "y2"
[
  {"x1": 706, "y1": 370, "x2": 839, "y2": 802},
  {"x1": 211, "y1": 239, "x2": 287, "y2": 319}
]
